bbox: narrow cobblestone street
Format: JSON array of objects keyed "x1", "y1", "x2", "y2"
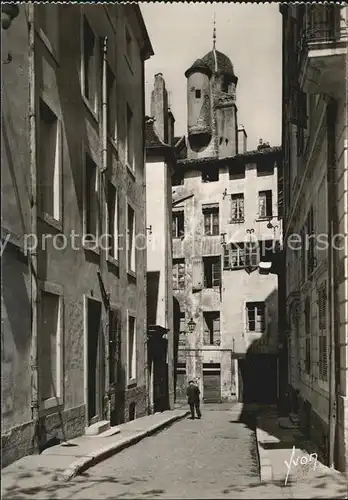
[{"x1": 5, "y1": 405, "x2": 293, "y2": 499}]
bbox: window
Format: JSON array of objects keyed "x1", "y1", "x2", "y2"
[
  {"x1": 203, "y1": 312, "x2": 220, "y2": 346},
  {"x1": 107, "y1": 182, "x2": 118, "y2": 260},
  {"x1": 82, "y1": 16, "x2": 98, "y2": 112},
  {"x1": 126, "y1": 103, "x2": 134, "y2": 170},
  {"x1": 84, "y1": 154, "x2": 98, "y2": 240},
  {"x1": 230, "y1": 194, "x2": 244, "y2": 222},
  {"x1": 318, "y1": 285, "x2": 328, "y2": 381},
  {"x1": 195, "y1": 89, "x2": 201, "y2": 98},
  {"x1": 203, "y1": 256, "x2": 221, "y2": 288},
  {"x1": 306, "y1": 207, "x2": 315, "y2": 276},
  {"x1": 223, "y1": 242, "x2": 259, "y2": 270},
  {"x1": 257, "y1": 160, "x2": 274, "y2": 177},
  {"x1": 109, "y1": 308, "x2": 121, "y2": 385},
  {"x1": 107, "y1": 65, "x2": 117, "y2": 141},
  {"x1": 39, "y1": 288, "x2": 62, "y2": 406},
  {"x1": 246, "y1": 302, "x2": 265, "y2": 333},
  {"x1": 178, "y1": 312, "x2": 186, "y2": 346},
  {"x1": 221, "y1": 77, "x2": 228, "y2": 93},
  {"x1": 258, "y1": 190, "x2": 273, "y2": 219},
  {"x1": 172, "y1": 211, "x2": 184, "y2": 238},
  {"x1": 202, "y1": 166, "x2": 219, "y2": 183},
  {"x1": 229, "y1": 162, "x2": 245, "y2": 180},
  {"x1": 127, "y1": 314, "x2": 136, "y2": 381},
  {"x1": 39, "y1": 100, "x2": 61, "y2": 221},
  {"x1": 203, "y1": 205, "x2": 219, "y2": 236},
  {"x1": 37, "y1": 4, "x2": 59, "y2": 57},
  {"x1": 173, "y1": 259, "x2": 185, "y2": 290},
  {"x1": 304, "y1": 297, "x2": 311, "y2": 374},
  {"x1": 259, "y1": 240, "x2": 275, "y2": 262},
  {"x1": 172, "y1": 170, "x2": 184, "y2": 186},
  {"x1": 127, "y1": 204, "x2": 135, "y2": 272},
  {"x1": 125, "y1": 26, "x2": 132, "y2": 65}
]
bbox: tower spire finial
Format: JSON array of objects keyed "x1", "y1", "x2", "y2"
[{"x1": 212, "y1": 12, "x2": 216, "y2": 50}]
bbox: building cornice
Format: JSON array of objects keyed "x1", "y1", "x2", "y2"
[{"x1": 177, "y1": 146, "x2": 282, "y2": 168}]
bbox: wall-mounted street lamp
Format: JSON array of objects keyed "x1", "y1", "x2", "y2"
[
  {"x1": 187, "y1": 317, "x2": 196, "y2": 333},
  {"x1": 220, "y1": 232, "x2": 226, "y2": 247}
]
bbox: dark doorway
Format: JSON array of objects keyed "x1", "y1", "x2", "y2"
[
  {"x1": 175, "y1": 364, "x2": 187, "y2": 402},
  {"x1": 238, "y1": 354, "x2": 278, "y2": 404},
  {"x1": 87, "y1": 298, "x2": 103, "y2": 424},
  {"x1": 203, "y1": 365, "x2": 221, "y2": 403},
  {"x1": 129, "y1": 402, "x2": 136, "y2": 421}
]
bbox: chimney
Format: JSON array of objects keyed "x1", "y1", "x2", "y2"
[
  {"x1": 167, "y1": 91, "x2": 175, "y2": 146},
  {"x1": 238, "y1": 125, "x2": 247, "y2": 154},
  {"x1": 150, "y1": 73, "x2": 168, "y2": 143},
  {"x1": 257, "y1": 138, "x2": 271, "y2": 151}
]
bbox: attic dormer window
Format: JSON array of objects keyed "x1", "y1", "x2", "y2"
[{"x1": 195, "y1": 89, "x2": 201, "y2": 98}]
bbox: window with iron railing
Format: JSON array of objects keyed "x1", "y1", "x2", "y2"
[{"x1": 305, "y1": 5, "x2": 338, "y2": 42}]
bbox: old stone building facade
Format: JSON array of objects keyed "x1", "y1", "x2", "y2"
[
  {"x1": 172, "y1": 41, "x2": 282, "y2": 404},
  {"x1": 1, "y1": 3, "x2": 152, "y2": 467},
  {"x1": 280, "y1": 4, "x2": 348, "y2": 472},
  {"x1": 145, "y1": 74, "x2": 176, "y2": 413}
]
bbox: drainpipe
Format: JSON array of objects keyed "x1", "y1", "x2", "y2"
[
  {"x1": 327, "y1": 97, "x2": 337, "y2": 469},
  {"x1": 100, "y1": 36, "x2": 110, "y2": 421},
  {"x1": 28, "y1": 3, "x2": 39, "y2": 441}
]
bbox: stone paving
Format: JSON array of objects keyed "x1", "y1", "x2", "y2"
[
  {"x1": 2, "y1": 405, "x2": 270, "y2": 499},
  {"x1": 2, "y1": 404, "x2": 346, "y2": 499}
]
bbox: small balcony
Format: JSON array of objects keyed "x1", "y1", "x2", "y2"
[{"x1": 298, "y1": 6, "x2": 347, "y2": 97}]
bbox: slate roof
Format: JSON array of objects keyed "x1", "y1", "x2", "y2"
[
  {"x1": 145, "y1": 117, "x2": 168, "y2": 149},
  {"x1": 177, "y1": 146, "x2": 282, "y2": 167},
  {"x1": 202, "y1": 50, "x2": 235, "y2": 77}
]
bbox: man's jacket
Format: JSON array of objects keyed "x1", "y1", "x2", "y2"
[{"x1": 186, "y1": 384, "x2": 200, "y2": 404}]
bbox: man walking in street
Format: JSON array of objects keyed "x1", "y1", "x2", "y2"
[{"x1": 186, "y1": 380, "x2": 202, "y2": 419}]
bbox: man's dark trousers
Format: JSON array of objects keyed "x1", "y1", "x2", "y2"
[{"x1": 190, "y1": 401, "x2": 201, "y2": 419}]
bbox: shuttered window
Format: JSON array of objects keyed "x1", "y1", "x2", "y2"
[
  {"x1": 258, "y1": 190, "x2": 273, "y2": 219},
  {"x1": 203, "y1": 312, "x2": 220, "y2": 346},
  {"x1": 173, "y1": 259, "x2": 185, "y2": 290},
  {"x1": 318, "y1": 284, "x2": 328, "y2": 381},
  {"x1": 203, "y1": 256, "x2": 221, "y2": 288}
]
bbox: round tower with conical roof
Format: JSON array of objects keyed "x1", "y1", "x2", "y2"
[
  {"x1": 185, "y1": 23, "x2": 239, "y2": 160},
  {"x1": 185, "y1": 58, "x2": 213, "y2": 155}
]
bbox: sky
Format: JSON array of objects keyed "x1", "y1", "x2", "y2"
[{"x1": 140, "y1": 2, "x2": 282, "y2": 151}]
